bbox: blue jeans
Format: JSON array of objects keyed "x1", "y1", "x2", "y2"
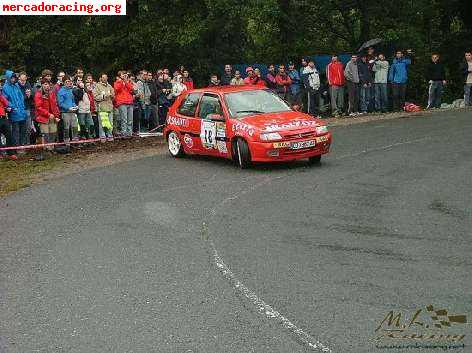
[
  {"x1": 464, "y1": 84, "x2": 472, "y2": 106},
  {"x1": 118, "y1": 104, "x2": 133, "y2": 136},
  {"x1": 359, "y1": 84, "x2": 372, "y2": 112},
  {"x1": 374, "y1": 83, "x2": 388, "y2": 112}
]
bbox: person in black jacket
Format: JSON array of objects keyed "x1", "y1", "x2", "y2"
[
  {"x1": 426, "y1": 53, "x2": 446, "y2": 109},
  {"x1": 358, "y1": 56, "x2": 373, "y2": 113},
  {"x1": 155, "y1": 73, "x2": 172, "y2": 129},
  {"x1": 460, "y1": 52, "x2": 472, "y2": 106}
]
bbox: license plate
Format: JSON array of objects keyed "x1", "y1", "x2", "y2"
[
  {"x1": 289, "y1": 140, "x2": 316, "y2": 149},
  {"x1": 316, "y1": 135, "x2": 328, "y2": 143}
]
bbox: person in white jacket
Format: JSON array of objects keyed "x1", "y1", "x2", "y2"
[
  {"x1": 170, "y1": 75, "x2": 187, "y2": 99},
  {"x1": 302, "y1": 60, "x2": 320, "y2": 115},
  {"x1": 372, "y1": 54, "x2": 390, "y2": 112}
]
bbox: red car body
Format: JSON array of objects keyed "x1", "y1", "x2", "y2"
[{"x1": 164, "y1": 86, "x2": 332, "y2": 166}]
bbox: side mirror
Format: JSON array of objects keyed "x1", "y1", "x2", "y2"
[{"x1": 207, "y1": 113, "x2": 225, "y2": 121}]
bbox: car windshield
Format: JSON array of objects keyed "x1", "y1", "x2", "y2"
[{"x1": 224, "y1": 89, "x2": 292, "y2": 118}]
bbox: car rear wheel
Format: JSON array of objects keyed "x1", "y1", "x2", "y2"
[
  {"x1": 308, "y1": 155, "x2": 322, "y2": 165},
  {"x1": 168, "y1": 131, "x2": 184, "y2": 158},
  {"x1": 234, "y1": 138, "x2": 251, "y2": 169}
]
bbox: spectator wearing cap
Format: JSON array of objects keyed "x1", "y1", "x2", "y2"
[
  {"x1": 2, "y1": 70, "x2": 28, "y2": 148},
  {"x1": 287, "y1": 62, "x2": 301, "y2": 105},
  {"x1": 244, "y1": 67, "x2": 266, "y2": 86},
  {"x1": 221, "y1": 65, "x2": 233, "y2": 86},
  {"x1": 57, "y1": 75, "x2": 79, "y2": 145},
  {"x1": 275, "y1": 65, "x2": 292, "y2": 101},
  {"x1": 0, "y1": 90, "x2": 17, "y2": 160},
  {"x1": 243, "y1": 67, "x2": 256, "y2": 84},
  {"x1": 18, "y1": 71, "x2": 34, "y2": 144},
  {"x1": 326, "y1": 55, "x2": 345, "y2": 116},
  {"x1": 34, "y1": 78, "x2": 60, "y2": 148},
  {"x1": 230, "y1": 71, "x2": 245, "y2": 85}
]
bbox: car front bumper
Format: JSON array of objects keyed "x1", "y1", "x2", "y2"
[{"x1": 249, "y1": 133, "x2": 332, "y2": 162}]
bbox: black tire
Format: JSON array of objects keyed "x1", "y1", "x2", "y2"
[
  {"x1": 234, "y1": 138, "x2": 251, "y2": 169},
  {"x1": 308, "y1": 155, "x2": 322, "y2": 165},
  {"x1": 167, "y1": 131, "x2": 184, "y2": 158}
]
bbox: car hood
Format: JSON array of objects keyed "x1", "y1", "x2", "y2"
[{"x1": 241, "y1": 111, "x2": 324, "y2": 132}]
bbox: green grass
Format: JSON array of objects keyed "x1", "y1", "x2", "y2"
[{"x1": 0, "y1": 156, "x2": 65, "y2": 197}]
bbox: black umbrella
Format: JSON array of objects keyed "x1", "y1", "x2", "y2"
[{"x1": 358, "y1": 38, "x2": 383, "y2": 52}]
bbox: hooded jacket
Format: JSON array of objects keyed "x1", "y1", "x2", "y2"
[
  {"x1": 57, "y1": 85, "x2": 77, "y2": 112},
  {"x1": 326, "y1": 61, "x2": 345, "y2": 86},
  {"x1": 2, "y1": 70, "x2": 27, "y2": 122},
  {"x1": 388, "y1": 57, "x2": 412, "y2": 84},
  {"x1": 34, "y1": 89, "x2": 60, "y2": 124}
]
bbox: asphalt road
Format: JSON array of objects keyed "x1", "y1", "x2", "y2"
[{"x1": 1, "y1": 110, "x2": 471, "y2": 353}]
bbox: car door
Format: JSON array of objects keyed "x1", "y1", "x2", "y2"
[
  {"x1": 172, "y1": 92, "x2": 202, "y2": 154},
  {"x1": 196, "y1": 93, "x2": 230, "y2": 157}
]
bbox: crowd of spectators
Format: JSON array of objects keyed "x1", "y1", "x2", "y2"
[{"x1": 0, "y1": 49, "x2": 471, "y2": 161}]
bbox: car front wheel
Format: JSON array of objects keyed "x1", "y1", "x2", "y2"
[
  {"x1": 234, "y1": 138, "x2": 251, "y2": 169},
  {"x1": 168, "y1": 131, "x2": 184, "y2": 158},
  {"x1": 308, "y1": 155, "x2": 321, "y2": 165}
]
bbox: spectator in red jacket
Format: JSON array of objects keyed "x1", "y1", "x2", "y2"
[
  {"x1": 34, "y1": 78, "x2": 60, "y2": 147},
  {"x1": 326, "y1": 55, "x2": 346, "y2": 116},
  {"x1": 182, "y1": 70, "x2": 194, "y2": 90},
  {"x1": 275, "y1": 65, "x2": 292, "y2": 101},
  {"x1": 113, "y1": 71, "x2": 134, "y2": 137},
  {"x1": 0, "y1": 94, "x2": 17, "y2": 160}
]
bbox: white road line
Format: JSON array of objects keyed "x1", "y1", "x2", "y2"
[{"x1": 202, "y1": 175, "x2": 333, "y2": 352}]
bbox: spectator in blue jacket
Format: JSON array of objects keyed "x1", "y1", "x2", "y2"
[
  {"x1": 2, "y1": 70, "x2": 27, "y2": 148},
  {"x1": 389, "y1": 49, "x2": 413, "y2": 111},
  {"x1": 287, "y1": 62, "x2": 301, "y2": 106},
  {"x1": 57, "y1": 75, "x2": 79, "y2": 145}
]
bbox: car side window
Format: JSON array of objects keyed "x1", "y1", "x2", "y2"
[
  {"x1": 177, "y1": 93, "x2": 202, "y2": 117},
  {"x1": 198, "y1": 94, "x2": 224, "y2": 120}
]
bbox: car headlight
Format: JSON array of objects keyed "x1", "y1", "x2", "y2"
[
  {"x1": 315, "y1": 125, "x2": 328, "y2": 134},
  {"x1": 260, "y1": 132, "x2": 282, "y2": 141}
]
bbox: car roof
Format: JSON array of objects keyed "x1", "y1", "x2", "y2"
[{"x1": 188, "y1": 85, "x2": 266, "y2": 95}]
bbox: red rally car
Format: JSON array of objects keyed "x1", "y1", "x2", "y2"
[{"x1": 164, "y1": 86, "x2": 332, "y2": 168}]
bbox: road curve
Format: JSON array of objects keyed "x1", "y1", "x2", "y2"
[{"x1": 1, "y1": 111, "x2": 471, "y2": 353}]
